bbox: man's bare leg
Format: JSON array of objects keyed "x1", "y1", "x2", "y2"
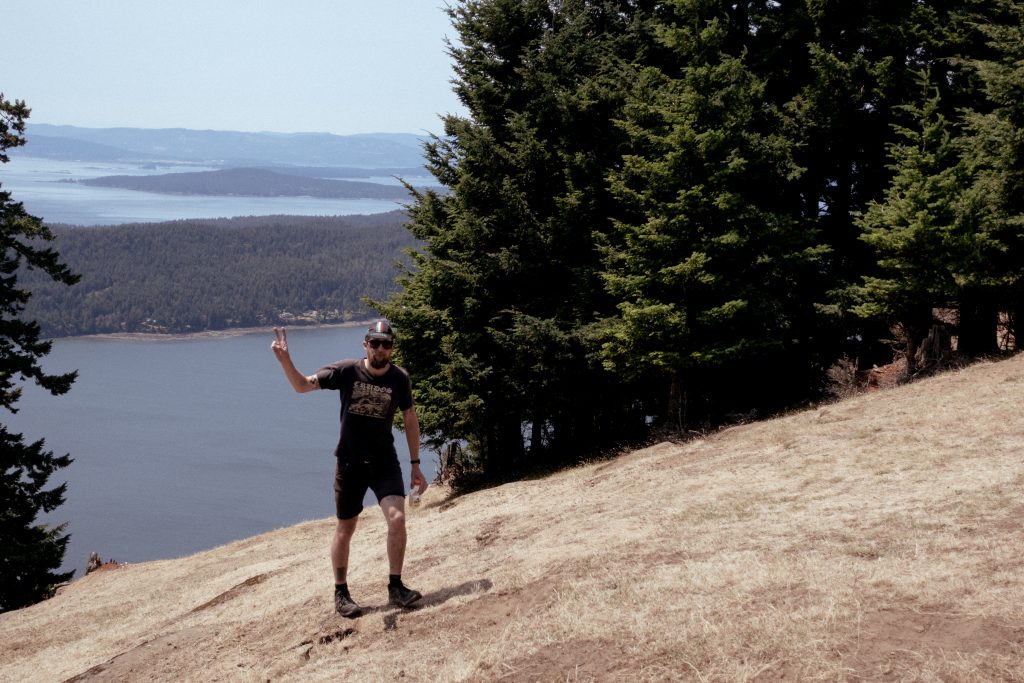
[
  {"x1": 332, "y1": 516, "x2": 359, "y2": 581},
  {"x1": 380, "y1": 495, "x2": 422, "y2": 607},
  {"x1": 332, "y1": 517, "x2": 361, "y2": 617},
  {"x1": 379, "y1": 495, "x2": 406, "y2": 575}
]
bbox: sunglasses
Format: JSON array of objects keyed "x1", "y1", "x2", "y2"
[{"x1": 367, "y1": 338, "x2": 394, "y2": 349}]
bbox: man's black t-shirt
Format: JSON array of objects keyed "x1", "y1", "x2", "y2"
[{"x1": 315, "y1": 359, "x2": 414, "y2": 463}]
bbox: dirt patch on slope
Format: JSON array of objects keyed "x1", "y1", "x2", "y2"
[
  {"x1": 841, "y1": 606, "x2": 1024, "y2": 679},
  {"x1": 64, "y1": 625, "x2": 219, "y2": 682}
]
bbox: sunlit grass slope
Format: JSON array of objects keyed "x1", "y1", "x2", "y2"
[{"x1": 2, "y1": 354, "x2": 1023, "y2": 681}]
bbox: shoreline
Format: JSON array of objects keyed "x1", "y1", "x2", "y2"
[{"x1": 67, "y1": 320, "x2": 376, "y2": 342}]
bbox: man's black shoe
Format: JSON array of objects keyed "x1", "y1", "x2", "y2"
[
  {"x1": 388, "y1": 583, "x2": 422, "y2": 608},
  {"x1": 335, "y1": 591, "x2": 362, "y2": 618}
]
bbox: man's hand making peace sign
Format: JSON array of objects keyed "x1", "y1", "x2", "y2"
[
  {"x1": 271, "y1": 327, "x2": 290, "y2": 362},
  {"x1": 271, "y1": 327, "x2": 319, "y2": 393}
]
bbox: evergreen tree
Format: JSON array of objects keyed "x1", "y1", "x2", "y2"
[
  {"x1": 854, "y1": 90, "x2": 999, "y2": 371},
  {"x1": 377, "y1": 0, "x2": 659, "y2": 482},
  {"x1": 1, "y1": 95, "x2": 78, "y2": 611},
  {"x1": 377, "y1": 0, "x2": 1021, "y2": 482},
  {"x1": 742, "y1": 0, "x2": 918, "y2": 367},
  {"x1": 745, "y1": 0, "x2": 1002, "y2": 366},
  {"x1": 853, "y1": 1, "x2": 1023, "y2": 367},
  {"x1": 961, "y1": 0, "x2": 1024, "y2": 348},
  {"x1": 601, "y1": 0, "x2": 829, "y2": 426}
]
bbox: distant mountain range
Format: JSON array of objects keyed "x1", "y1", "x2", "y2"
[{"x1": 17, "y1": 123, "x2": 431, "y2": 168}]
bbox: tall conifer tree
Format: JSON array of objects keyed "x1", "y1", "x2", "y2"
[
  {"x1": 601, "y1": 0, "x2": 829, "y2": 426},
  {"x1": 744, "y1": 0, "x2": 1002, "y2": 366},
  {"x1": 1, "y1": 95, "x2": 79, "y2": 611},
  {"x1": 377, "y1": 1, "x2": 659, "y2": 481},
  {"x1": 854, "y1": 91, "x2": 1003, "y2": 371},
  {"x1": 852, "y1": 1, "x2": 1022, "y2": 364},
  {"x1": 961, "y1": 0, "x2": 1024, "y2": 348}
]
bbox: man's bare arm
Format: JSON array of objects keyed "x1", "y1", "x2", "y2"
[
  {"x1": 403, "y1": 406, "x2": 426, "y2": 493},
  {"x1": 271, "y1": 327, "x2": 320, "y2": 393}
]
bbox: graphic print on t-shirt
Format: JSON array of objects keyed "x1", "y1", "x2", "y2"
[{"x1": 348, "y1": 381, "x2": 393, "y2": 419}]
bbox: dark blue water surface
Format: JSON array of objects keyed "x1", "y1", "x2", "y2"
[{"x1": 6, "y1": 326, "x2": 435, "y2": 576}]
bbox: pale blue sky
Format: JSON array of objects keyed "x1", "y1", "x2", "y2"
[{"x1": 2, "y1": 1, "x2": 467, "y2": 135}]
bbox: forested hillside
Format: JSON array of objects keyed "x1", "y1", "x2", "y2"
[
  {"x1": 77, "y1": 168, "x2": 416, "y2": 200},
  {"x1": 20, "y1": 212, "x2": 417, "y2": 337}
]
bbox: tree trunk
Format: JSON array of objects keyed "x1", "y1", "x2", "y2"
[
  {"x1": 1011, "y1": 305, "x2": 1020, "y2": 351},
  {"x1": 667, "y1": 374, "x2": 686, "y2": 431},
  {"x1": 958, "y1": 294, "x2": 999, "y2": 357},
  {"x1": 904, "y1": 324, "x2": 924, "y2": 376},
  {"x1": 530, "y1": 412, "x2": 544, "y2": 456},
  {"x1": 916, "y1": 324, "x2": 952, "y2": 371}
]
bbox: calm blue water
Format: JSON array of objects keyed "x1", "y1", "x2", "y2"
[
  {"x1": 2, "y1": 157, "x2": 431, "y2": 226},
  {"x1": 5, "y1": 326, "x2": 436, "y2": 577}
]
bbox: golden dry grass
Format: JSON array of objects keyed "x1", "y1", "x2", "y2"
[{"x1": 3, "y1": 354, "x2": 1024, "y2": 682}]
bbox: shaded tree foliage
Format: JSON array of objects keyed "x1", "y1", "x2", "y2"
[
  {"x1": 960, "y1": 0, "x2": 1024, "y2": 348},
  {"x1": 374, "y1": 0, "x2": 1024, "y2": 489},
  {"x1": 851, "y1": 1, "x2": 1024, "y2": 363},
  {"x1": 377, "y1": 0, "x2": 663, "y2": 481},
  {"x1": 744, "y1": 0, "x2": 1010, "y2": 364},
  {"x1": 1, "y1": 94, "x2": 78, "y2": 612},
  {"x1": 854, "y1": 90, "x2": 1009, "y2": 370},
  {"x1": 602, "y1": 0, "x2": 831, "y2": 425}
]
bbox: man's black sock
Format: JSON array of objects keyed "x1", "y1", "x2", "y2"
[
  {"x1": 389, "y1": 574, "x2": 402, "y2": 588},
  {"x1": 335, "y1": 583, "x2": 350, "y2": 597}
]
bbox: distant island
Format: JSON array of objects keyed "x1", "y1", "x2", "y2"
[{"x1": 77, "y1": 167, "x2": 421, "y2": 200}]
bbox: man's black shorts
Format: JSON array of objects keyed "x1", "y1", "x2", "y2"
[{"x1": 334, "y1": 456, "x2": 405, "y2": 520}]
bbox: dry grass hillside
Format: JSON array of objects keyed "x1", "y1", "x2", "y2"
[{"x1": 3, "y1": 355, "x2": 1024, "y2": 682}]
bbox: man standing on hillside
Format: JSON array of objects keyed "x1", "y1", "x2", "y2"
[{"x1": 271, "y1": 320, "x2": 426, "y2": 618}]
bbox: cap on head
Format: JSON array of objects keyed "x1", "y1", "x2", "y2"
[{"x1": 365, "y1": 319, "x2": 395, "y2": 341}]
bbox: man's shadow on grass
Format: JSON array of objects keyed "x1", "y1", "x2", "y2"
[
  {"x1": 419, "y1": 577, "x2": 493, "y2": 608},
  {"x1": 359, "y1": 578, "x2": 493, "y2": 628}
]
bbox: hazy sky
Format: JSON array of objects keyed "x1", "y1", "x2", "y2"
[{"x1": 2, "y1": 1, "x2": 467, "y2": 135}]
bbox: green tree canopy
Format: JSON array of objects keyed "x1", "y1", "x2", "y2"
[
  {"x1": 372, "y1": 0, "x2": 1024, "y2": 487},
  {"x1": 377, "y1": 0, "x2": 660, "y2": 482},
  {"x1": 961, "y1": 0, "x2": 1024, "y2": 345},
  {"x1": 854, "y1": 90, "x2": 1006, "y2": 370},
  {"x1": 1, "y1": 94, "x2": 79, "y2": 611},
  {"x1": 601, "y1": 0, "x2": 831, "y2": 425},
  {"x1": 854, "y1": 0, "x2": 1024, "y2": 365}
]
